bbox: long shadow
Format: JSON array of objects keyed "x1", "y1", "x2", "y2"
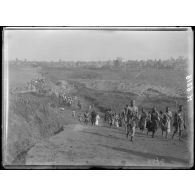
[
  {"x1": 87, "y1": 124, "x2": 126, "y2": 136},
  {"x1": 100, "y1": 125, "x2": 125, "y2": 134},
  {"x1": 81, "y1": 130, "x2": 126, "y2": 141},
  {"x1": 135, "y1": 134, "x2": 148, "y2": 138},
  {"x1": 100, "y1": 144, "x2": 189, "y2": 165},
  {"x1": 84, "y1": 127, "x2": 176, "y2": 143},
  {"x1": 135, "y1": 131, "x2": 172, "y2": 142},
  {"x1": 106, "y1": 129, "x2": 125, "y2": 136}
]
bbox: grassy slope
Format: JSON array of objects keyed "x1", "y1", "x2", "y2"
[
  {"x1": 6, "y1": 65, "x2": 78, "y2": 165},
  {"x1": 40, "y1": 66, "x2": 188, "y2": 113},
  {"x1": 41, "y1": 66, "x2": 187, "y2": 95}
]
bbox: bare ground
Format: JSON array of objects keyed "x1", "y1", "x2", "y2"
[{"x1": 26, "y1": 122, "x2": 191, "y2": 168}]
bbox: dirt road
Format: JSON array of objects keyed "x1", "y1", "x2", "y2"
[{"x1": 26, "y1": 123, "x2": 191, "y2": 168}]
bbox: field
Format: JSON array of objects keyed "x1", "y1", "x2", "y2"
[{"x1": 4, "y1": 62, "x2": 193, "y2": 168}]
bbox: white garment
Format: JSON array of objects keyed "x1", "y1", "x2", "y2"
[
  {"x1": 164, "y1": 111, "x2": 172, "y2": 133},
  {"x1": 115, "y1": 121, "x2": 119, "y2": 127},
  {"x1": 167, "y1": 122, "x2": 171, "y2": 133},
  {"x1": 72, "y1": 111, "x2": 76, "y2": 118},
  {"x1": 95, "y1": 115, "x2": 100, "y2": 126}
]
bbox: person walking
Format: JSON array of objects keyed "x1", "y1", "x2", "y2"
[
  {"x1": 123, "y1": 105, "x2": 129, "y2": 134},
  {"x1": 172, "y1": 105, "x2": 186, "y2": 141},
  {"x1": 91, "y1": 110, "x2": 97, "y2": 126},
  {"x1": 84, "y1": 110, "x2": 90, "y2": 125},
  {"x1": 161, "y1": 107, "x2": 172, "y2": 138},
  {"x1": 77, "y1": 99, "x2": 82, "y2": 110},
  {"x1": 149, "y1": 106, "x2": 160, "y2": 138},
  {"x1": 139, "y1": 107, "x2": 148, "y2": 132},
  {"x1": 95, "y1": 113, "x2": 100, "y2": 126},
  {"x1": 72, "y1": 110, "x2": 76, "y2": 119},
  {"x1": 126, "y1": 100, "x2": 139, "y2": 142},
  {"x1": 115, "y1": 113, "x2": 119, "y2": 128}
]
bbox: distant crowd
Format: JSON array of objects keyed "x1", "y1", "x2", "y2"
[
  {"x1": 27, "y1": 78, "x2": 46, "y2": 92},
  {"x1": 59, "y1": 93, "x2": 76, "y2": 106},
  {"x1": 72, "y1": 105, "x2": 101, "y2": 126}
]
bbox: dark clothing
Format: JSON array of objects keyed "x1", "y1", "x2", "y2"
[
  {"x1": 173, "y1": 111, "x2": 186, "y2": 132},
  {"x1": 91, "y1": 110, "x2": 97, "y2": 125},
  {"x1": 146, "y1": 111, "x2": 159, "y2": 138},
  {"x1": 151, "y1": 111, "x2": 159, "y2": 131},
  {"x1": 139, "y1": 111, "x2": 147, "y2": 131},
  {"x1": 84, "y1": 112, "x2": 90, "y2": 125},
  {"x1": 151, "y1": 111, "x2": 159, "y2": 122}
]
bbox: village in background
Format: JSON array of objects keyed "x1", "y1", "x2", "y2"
[{"x1": 11, "y1": 56, "x2": 188, "y2": 70}]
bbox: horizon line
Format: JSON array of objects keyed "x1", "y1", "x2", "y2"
[{"x1": 9, "y1": 56, "x2": 188, "y2": 62}]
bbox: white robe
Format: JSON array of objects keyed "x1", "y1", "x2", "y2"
[{"x1": 95, "y1": 115, "x2": 100, "y2": 126}]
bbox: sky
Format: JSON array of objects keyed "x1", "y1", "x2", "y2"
[{"x1": 4, "y1": 28, "x2": 191, "y2": 61}]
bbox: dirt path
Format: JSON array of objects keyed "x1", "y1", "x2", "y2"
[{"x1": 26, "y1": 123, "x2": 191, "y2": 168}]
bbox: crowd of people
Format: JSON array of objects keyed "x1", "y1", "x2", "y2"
[
  {"x1": 73, "y1": 107, "x2": 101, "y2": 126},
  {"x1": 27, "y1": 78, "x2": 47, "y2": 92},
  {"x1": 71, "y1": 99, "x2": 186, "y2": 142},
  {"x1": 59, "y1": 93, "x2": 76, "y2": 106},
  {"x1": 105, "y1": 100, "x2": 186, "y2": 141}
]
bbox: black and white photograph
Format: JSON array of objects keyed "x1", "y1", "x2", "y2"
[{"x1": 2, "y1": 27, "x2": 194, "y2": 169}]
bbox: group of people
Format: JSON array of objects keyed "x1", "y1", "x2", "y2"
[
  {"x1": 105, "y1": 100, "x2": 186, "y2": 142},
  {"x1": 72, "y1": 99, "x2": 186, "y2": 142},
  {"x1": 27, "y1": 78, "x2": 46, "y2": 92},
  {"x1": 72, "y1": 105, "x2": 101, "y2": 126},
  {"x1": 59, "y1": 93, "x2": 76, "y2": 106},
  {"x1": 104, "y1": 111, "x2": 123, "y2": 128}
]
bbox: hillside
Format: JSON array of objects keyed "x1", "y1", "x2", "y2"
[
  {"x1": 4, "y1": 62, "x2": 192, "y2": 168},
  {"x1": 40, "y1": 66, "x2": 188, "y2": 97}
]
